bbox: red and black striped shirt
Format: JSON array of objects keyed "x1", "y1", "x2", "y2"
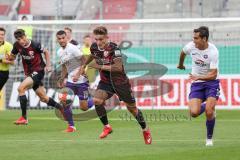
[
  {"x1": 90, "y1": 42, "x2": 129, "y2": 85},
  {"x1": 12, "y1": 40, "x2": 46, "y2": 76}
]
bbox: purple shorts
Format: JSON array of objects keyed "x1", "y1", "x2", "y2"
[
  {"x1": 189, "y1": 79, "x2": 220, "y2": 101},
  {"x1": 66, "y1": 82, "x2": 90, "y2": 100}
]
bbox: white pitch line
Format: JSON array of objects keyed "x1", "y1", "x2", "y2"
[
  {"x1": 0, "y1": 139, "x2": 240, "y2": 143},
  {"x1": 28, "y1": 117, "x2": 240, "y2": 122}
]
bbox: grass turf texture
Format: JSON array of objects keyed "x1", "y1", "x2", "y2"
[{"x1": 0, "y1": 109, "x2": 240, "y2": 160}]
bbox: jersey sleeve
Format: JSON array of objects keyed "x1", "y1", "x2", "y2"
[
  {"x1": 182, "y1": 42, "x2": 192, "y2": 55},
  {"x1": 35, "y1": 42, "x2": 45, "y2": 53},
  {"x1": 90, "y1": 43, "x2": 97, "y2": 56},
  {"x1": 72, "y1": 45, "x2": 82, "y2": 57},
  {"x1": 11, "y1": 43, "x2": 19, "y2": 56},
  {"x1": 210, "y1": 49, "x2": 219, "y2": 69}
]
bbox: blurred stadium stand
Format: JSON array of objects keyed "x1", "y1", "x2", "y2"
[
  {"x1": 1, "y1": 0, "x2": 240, "y2": 20},
  {"x1": 0, "y1": 0, "x2": 20, "y2": 20},
  {"x1": 142, "y1": 0, "x2": 240, "y2": 18}
]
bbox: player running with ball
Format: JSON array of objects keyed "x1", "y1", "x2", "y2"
[
  {"x1": 74, "y1": 26, "x2": 152, "y2": 144},
  {"x1": 56, "y1": 30, "x2": 94, "y2": 132}
]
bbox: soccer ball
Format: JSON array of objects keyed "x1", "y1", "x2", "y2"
[{"x1": 57, "y1": 87, "x2": 75, "y2": 106}]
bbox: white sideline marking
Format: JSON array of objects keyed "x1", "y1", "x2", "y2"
[
  {"x1": 0, "y1": 139, "x2": 240, "y2": 143},
  {"x1": 28, "y1": 117, "x2": 240, "y2": 122}
]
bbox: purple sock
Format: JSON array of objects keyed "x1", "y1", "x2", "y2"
[
  {"x1": 87, "y1": 98, "x2": 94, "y2": 109},
  {"x1": 199, "y1": 103, "x2": 206, "y2": 115},
  {"x1": 64, "y1": 106, "x2": 74, "y2": 126},
  {"x1": 206, "y1": 118, "x2": 215, "y2": 139}
]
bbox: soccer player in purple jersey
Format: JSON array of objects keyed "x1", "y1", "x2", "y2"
[
  {"x1": 56, "y1": 30, "x2": 94, "y2": 132},
  {"x1": 74, "y1": 26, "x2": 152, "y2": 144},
  {"x1": 178, "y1": 26, "x2": 220, "y2": 146}
]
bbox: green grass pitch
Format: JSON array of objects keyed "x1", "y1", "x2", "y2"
[{"x1": 0, "y1": 109, "x2": 240, "y2": 160}]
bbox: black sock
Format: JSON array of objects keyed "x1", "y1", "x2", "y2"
[
  {"x1": 47, "y1": 98, "x2": 62, "y2": 110},
  {"x1": 95, "y1": 105, "x2": 108, "y2": 126},
  {"x1": 47, "y1": 98, "x2": 66, "y2": 120},
  {"x1": 19, "y1": 95, "x2": 27, "y2": 119},
  {"x1": 135, "y1": 109, "x2": 146, "y2": 130}
]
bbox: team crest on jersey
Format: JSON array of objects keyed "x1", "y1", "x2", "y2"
[
  {"x1": 104, "y1": 51, "x2": 109, "y2": 57},
  {"x1": 203, "y1": 55, "x2": 208, "y2": 59},
  {"x1": 115, "y1": 50, "x2": 121, "y2": 56},
  {"x1": 29, "y1": 51, "x2": 34, "y2": 58}
]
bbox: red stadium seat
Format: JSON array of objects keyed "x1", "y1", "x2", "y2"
[{"x1": 97, "y1": 0, "x2": 136, "y2": 43}]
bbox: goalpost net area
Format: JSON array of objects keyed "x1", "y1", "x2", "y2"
[{"x1": 0, "y1": 18, "x2": 239, "y2": 110}]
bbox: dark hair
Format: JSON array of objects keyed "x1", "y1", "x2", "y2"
[
  {"x1": 56, "y1": 30, "x2": 66, "y2": 36},
  {"x1": 194, "y1": 26, "x2": 209, "y2": 41},
  {"x1": 21, "y1": 15, "x2": 28, "y2": 20},
  {"x1": 93, "y1": 26, "x2": 108, "y2": 35},
  {"x1": 14, "y1": 29, "x2": 26, "y2": 39},
  {"x1": 83, "y1": 34, "x2": 91, "y2": 39},
  {"x1": 0, "y1": 27, "x2": 6, "y2": 34},
  {"x1": 64, "y1": 27, "x2": 72, "y2": 33}
]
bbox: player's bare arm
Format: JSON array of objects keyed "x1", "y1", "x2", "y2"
[
  {"x1": 43, "y1": 49, "x2": 52, "y2": 72},
  {"x1": 72, "y1": 54, "x2": 94, "y2": 82},
  {"x1": 1, "y1": 54, "x2": 14, "y2": 65},
  {"x1": 177, "y1": 50, "x2": 186, "y2": 70},
  {"x1": 89, "y1": 57, "x2": 123, "y2": 72},
  {"x1": 6, "y1": 53, "x2": 16, "y2": 61},
  {"x1": 189, "y1": 69, "x2": 218, "y2": 81},
  {"x1": 58, "y1": 64, "x2": 67, "y2": 88},
  {"x1": 81, "y1": 54, "x2": 94, "y2": 71}
]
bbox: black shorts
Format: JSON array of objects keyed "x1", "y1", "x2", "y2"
[
  {"x1": 0, "y1": 71, "x2": 9, "y2": 91},
  {"x1": 97, "y1": 81, "x2": 136, "y2": 104},
  {"x1": 29, "y1": 70, "x2": 44, "y2": 91}
]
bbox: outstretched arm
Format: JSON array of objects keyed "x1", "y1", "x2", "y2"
[
  {"x1": 81, "y1": 54, "x2": 94, "y2": 71},
  {"x1": 58, "y1": 64, "x2": 68, "y2": 88},
  {"x1": 1, "y1": 55, "x2": 14, "y2": 65},
  {"x1": 72, "y1": 54, "x2": 94, "y2": 82},
  {"x1": 177, "y1": 50, "x2": 186, "y2": 70},
  {"x1": 43, "y1": 49, "x2": 52, "y2": 72}
]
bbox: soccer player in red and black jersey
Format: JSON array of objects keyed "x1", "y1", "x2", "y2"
[
  {"x1": 7, "y1": 29, "x2": 68, "y2": 126},
  {"x1": 74, "y1": 26, "x2": 152, "y2": 144}
]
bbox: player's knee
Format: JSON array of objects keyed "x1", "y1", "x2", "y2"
[
  {"x1": 205, "y1": 109, "x2": 214, "y2": 118},
  {"x1": 93, "y1": 98, "x2": 104, "y2": 105},
  {"x1": 17, "y1": 86, "x2": 25, "y2": 94},
  {"x1": 39, "y1": 96, "x2": 49, "y2": 103},
  {"x1": 127, "y1": 106, "x2": 137, "y2": 115},
  {"x1": 80, "y1": 106, "x2": 88, "y2": 111},
  {"x1": 190, "y1": 111, "x2": 199, "y2": 118},
  {"x1": 79, "y1": 101, "x2": 89, "y2": 111}
]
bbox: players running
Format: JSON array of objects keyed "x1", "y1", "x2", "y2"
[
  {"x1": 74, "y1": 26, "x2": 152, "y2": 144},
  {"x1": 177, "y1": 26, "x2": 219, "y2": 146},
  {"x1": 7, "y1": 29, "x2": 67, "y2": 126},
  {"x1": 56, "y1": 30, "x2": 94, "y2": 132}
]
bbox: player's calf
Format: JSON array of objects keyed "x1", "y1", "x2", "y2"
[
  {"x1": 205, "y1": 99, "x2": 216, "y2": 146},
  {"x1": 126, "y1": 105, "x2": 152, "y2": 144}
]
